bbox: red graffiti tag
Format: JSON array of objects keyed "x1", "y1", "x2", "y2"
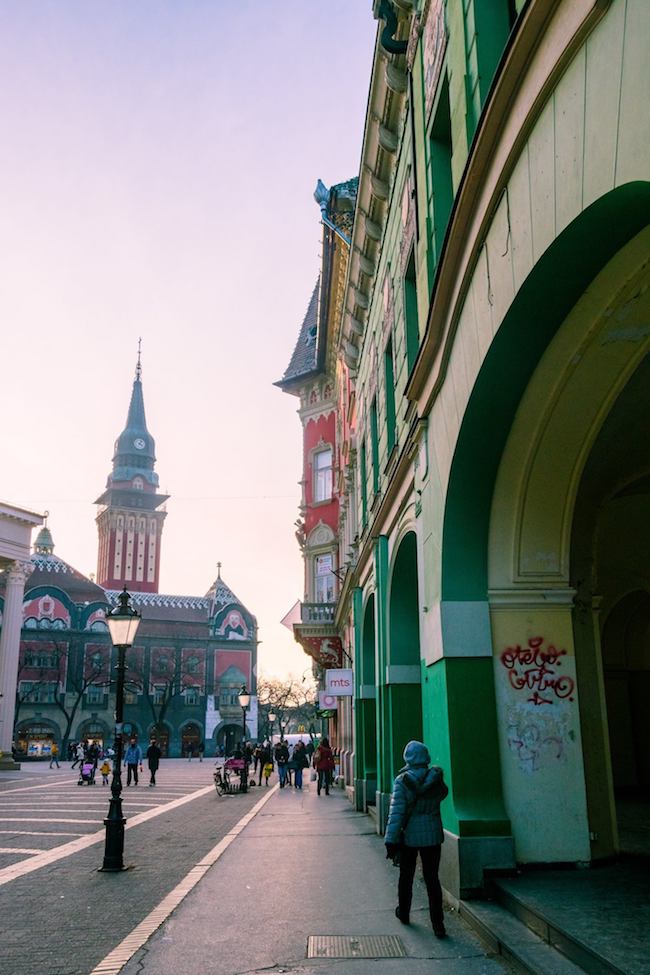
[{"x1": 500, "y1": 636, "x2": 575, "y2": 706}]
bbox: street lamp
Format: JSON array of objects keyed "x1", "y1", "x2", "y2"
[
  {"x1": 101, "y1": 587, "x2": 141, "y2": 872},
  {"x1": 238, "y1": 684, "x2": 251, "y2": 793},
  {"x1": 268, "y1": 710, "x2": 276, "y2": 742}
]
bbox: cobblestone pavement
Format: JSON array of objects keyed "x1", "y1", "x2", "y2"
[{"x1": 0, "y1": 760, "x2": 264, "y2": 975}]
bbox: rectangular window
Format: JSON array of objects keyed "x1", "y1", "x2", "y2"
[
  {"x1": 360, "y1": 439, "x2": 368, "y2": 528},
  {"x1": 184, "y1": 686, "x2": 200, "y2": 706},
  {"x1": 86, "y1": 685, "x2": 103, "y2": 705},
  {"x1": 20, "y1": 681, "x2": 57, "y2": 703},
  {"x1": 430, "y1": 77, "x2": 454, "y2": 266},
  {"x1": 404, "y1": 251, "x2": 419, "y2": 372},
  {"x1": 152, "y1": 685, "x2": 166, "y2": 706},
  {"x1": 124, "y1": 689, "x2": 138, "y2": 705},
  {"x1": 314, "y1": 553, "x2": 335, "y2": 603},
  {"x1": 313, "y1": 447, "x2": 333, "y2": 502},
  {"x1": 384, "y1": 337, "x2": 396, "y2": 454},
  {"x1": 370, "y1": 398, "x2": 380, "y2": 495}
]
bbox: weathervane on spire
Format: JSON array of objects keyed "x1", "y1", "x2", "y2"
[
  {"x1": 217, "y1": 561, "x2": 222, "y2": 578},
  {"x1": 136, "y1": 337, "x2": 142, "y2": 381}
]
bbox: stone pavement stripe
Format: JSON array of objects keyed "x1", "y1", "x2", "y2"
[
  {"x1": 0, "y1": 829, "x2": 83, "y2": 836},
  {"x1": 0, "y1": 846, "x2": 42, "y2": 854},
  {"x1": 89, "y1": 783, "x2": 279, "y2": 975},
  {"x1": 0, "y1": 779, "x2": 79, "y2": 795},
  {"x1": 0, "y1": 816, "x2": 99, "y2": 823},
  {"x1": 0, "y1": 782, "x2": 215, "y2": 886}
]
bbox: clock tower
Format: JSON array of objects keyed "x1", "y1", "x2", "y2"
[{"x1": 95, "y1": 351, "x2": 169, "y2": 593}]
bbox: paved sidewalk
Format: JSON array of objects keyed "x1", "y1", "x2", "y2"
[{"x1": 119, "y1": 779, "x2": 507, "y2": 975}]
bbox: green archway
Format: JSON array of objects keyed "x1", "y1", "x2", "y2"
[
  {"x1": 386, "y1": 532, "x2": 423, "y2": 783},
  {"x1": 432, "y1": 183, "x2": 650, "y2": 850}
]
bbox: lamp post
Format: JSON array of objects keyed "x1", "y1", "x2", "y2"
[
  {"x1": 268, "y1": 710, "x2": 276, "y2": 743},
  {"x1": 100, "y1": 587, "x2": 141, "y2": 872},
  {"x1": 238, "y1": 684, "x2": 250, "y2": 793}
]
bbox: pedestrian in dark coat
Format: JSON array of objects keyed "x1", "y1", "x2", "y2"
[
  {"x1": 257, "y1": 741, "x2": 272, "y2": 786},
  {"x1": 146, "y1": 739, "x2": 162, "y2": 786},
  {"x1": 384, "y1": 740, "x2": 448, "y2": 937},
  {"x1": 274, "y1": 741, "x2": 289, "y2": 788},
  {"x1": 313, "y1": 737, "x2": 335, "y2": 796},
  {"x1": 292, "y1": 741, "x2": 309, "y2": 790}
]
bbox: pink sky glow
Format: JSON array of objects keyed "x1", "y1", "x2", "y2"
[{"x1": 0, "y1": 2, "x2": 375, "y2": 678}]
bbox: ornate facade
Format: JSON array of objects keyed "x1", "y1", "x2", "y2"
[{"x1": 0, "y1": 361, "x2": 259, "y2": 759}]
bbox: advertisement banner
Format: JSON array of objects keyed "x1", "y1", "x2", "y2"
[{"x1": 325, "y1": 668, "x2": 354, "y2": 696}]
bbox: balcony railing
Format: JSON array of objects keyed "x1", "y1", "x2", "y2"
[{"x1": 300, "y1": 602, "x2": 336, "y2": 624}]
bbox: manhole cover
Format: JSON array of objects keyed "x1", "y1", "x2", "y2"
[{"x1": 306, "y1": 935, "x2": 406, "y2": 959}]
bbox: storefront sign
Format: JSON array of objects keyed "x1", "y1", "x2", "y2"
[
  {"x1": 318, "y1": 691, "x2": 339, "y2": 710},
  {"x1": 325, "y1": 668, "x2": 354, "y2": 696}
]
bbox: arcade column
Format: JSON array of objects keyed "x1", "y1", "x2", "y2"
[{"x1": 0, "y1": 560, "x2": 32, "y2": 769}]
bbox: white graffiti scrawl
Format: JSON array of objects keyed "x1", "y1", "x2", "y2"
[{"x1": 506, "y1": 706, "x2": 572, "y2": 774}]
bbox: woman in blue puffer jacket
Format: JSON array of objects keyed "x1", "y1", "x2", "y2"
[{"x1": 385, "y1": 740, "x2": 448, "y2": 937}]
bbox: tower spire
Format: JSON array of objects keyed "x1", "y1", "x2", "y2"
[{"x1": 136, "y1": 337, "x2": 142, "y2": 381}]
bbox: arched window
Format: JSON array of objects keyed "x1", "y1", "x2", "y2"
[{"x1": 133, "y1": 477, "x2": 144, "y2": 491}]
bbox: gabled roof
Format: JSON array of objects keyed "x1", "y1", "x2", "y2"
[
  {"x1": 205, "y1": 570, "x2": 257, "y2": 625},
  {"x1": 275, "y1": 279, "x2": 320, "y2": 388}
]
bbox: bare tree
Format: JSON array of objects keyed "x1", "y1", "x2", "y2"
[
  {"x1": 126, "y1": 647, "x2": 202, "y2": 742},
  {"x1": 257, "y1": 673, "x2": 319, "y2": 740}
]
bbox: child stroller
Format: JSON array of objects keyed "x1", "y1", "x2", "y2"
[{"x1": 77, "y1": 761, "x2": 96, "y2": 786}]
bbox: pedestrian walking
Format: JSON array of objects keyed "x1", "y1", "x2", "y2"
[
  {"x1": 313, "y1": 737, "x2": 335, "y2": 796},
  {"x1": 292, "y1": 740, "x2": 309, "y2": 790},
  {"x1": 274, "y1": 740, "x2": 289, "y2": 788},
  {"x1": 198, "y1": 740, "x2": 205, "y2": 763},
  {"x1": 187, "y1": 742, "x2": 194, "y2": 761},
  {"x1": 257, "y1": 740, "x2": 272, "y2": 786},
  {"x1": 384, "y1": 740, "x2": 448, "y2": 938},
  {"x1": 262, "y1": 757, "x2": 273, "y2": 786},
  {"x1": 99, "y1": 758, "x2": 111, "y2": 785},
  {"x1": 124, "y1": 738, "x2": 143, "y2": 786},
  {"x1": 71, "y1": 741, "x2": 85, "y2": 769},
  {"x1": 146, "y1": 738, "x2": 162, "y2": 786},
  {"x1": 49, "y1": 742, "x2": 60, "y2": 768}
]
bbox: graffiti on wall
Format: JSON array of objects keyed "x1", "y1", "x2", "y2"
[
  {"x1": 506, "y1": 705, "x2": 573, "y2": 774},
  {"x1": 500, "y1": 636, "x2": 575, "y2": 706}
]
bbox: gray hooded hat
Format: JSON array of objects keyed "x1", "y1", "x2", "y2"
[{"x1": 403, "y1": 740, "x2": 430, "y2": 768}]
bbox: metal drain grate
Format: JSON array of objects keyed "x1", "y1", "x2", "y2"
[{"x1": 307, "y1": 935, "x2": 406, "y2": 959}]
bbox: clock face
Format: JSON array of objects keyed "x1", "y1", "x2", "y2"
[{"x1": 133, "y1": 438, "x2": 146, "y2": 450}]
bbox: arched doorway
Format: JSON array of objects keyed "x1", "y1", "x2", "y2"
[
  {"x1": 181, "y1": 722, "x2": 202, "y2": 757},
  {"x1": 387, "y1": 531, "x2": 423, "y2": 783},
  {"x1": 148, "y1": 724, "x2": 171, "y2": 757},
  {"x1": 216, "y1": 723, "x2": 245, "y2": 756},
  {"x1": 75, "y1": 719, "x2": 111, "y2": 752}
]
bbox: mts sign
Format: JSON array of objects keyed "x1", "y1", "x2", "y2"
[{"x1": 325, "y1": 668, "x2": 354, "y2": 696}]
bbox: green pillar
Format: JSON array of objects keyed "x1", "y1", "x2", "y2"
[{"x1": 374, "y1": 535, "x2": 391, "y2": 828}]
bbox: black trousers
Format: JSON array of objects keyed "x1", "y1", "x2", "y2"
[
  {"x1": 317, "y1": 769, "x2": 331, "y2": 794},
  {"x1": 397, "y1": 844, "x2": 443, "y2": 925},
  {"x1": 126, "y1": 763, "x2": 139, "y2": 785}
]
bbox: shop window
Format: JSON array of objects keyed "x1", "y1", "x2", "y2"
[{"x1": 313, "y1": 447, "x2": 333, "y2": 503}]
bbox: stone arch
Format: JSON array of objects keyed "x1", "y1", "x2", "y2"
[
  {"x1": 147, "y1": 720, "x2": 172, "y2": 757},
  {"x1": 74, "y1": 717, "x2": 112, "y2": 749}
]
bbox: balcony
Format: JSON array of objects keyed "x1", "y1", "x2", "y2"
[{"x1": 300, "y1": 603, "x2": 336, "y2": 624}]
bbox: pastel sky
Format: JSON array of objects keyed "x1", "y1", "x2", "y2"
[{"x1": 0, "y1": 2, "x2": 375, "y2": 678}]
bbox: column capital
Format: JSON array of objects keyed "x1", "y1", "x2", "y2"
[{"x1": 6, "y1": 559, "x2": 34, "y2": 585}]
